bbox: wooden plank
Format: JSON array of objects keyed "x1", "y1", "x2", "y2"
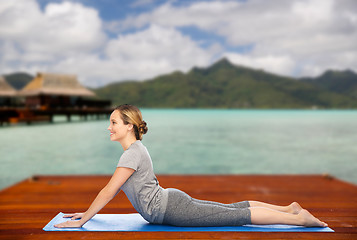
[{"x1": 0, "y1": 175, "x2": 356, "y2": 240}]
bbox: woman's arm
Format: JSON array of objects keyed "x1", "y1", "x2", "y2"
[{"x1": 54, "y1": 167, "x2": 135, "y2": 228}]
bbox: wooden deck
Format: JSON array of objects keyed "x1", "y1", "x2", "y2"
[{"x1": 0, "y1": 174, "x2": 356, "y2": 239}]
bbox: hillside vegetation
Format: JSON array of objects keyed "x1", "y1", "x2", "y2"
[
  {"x1": 4, "y1": 72, "x2": 33, "y2": 90},
  {"x1": 94, "y1": 59, "x2": 357, "y2": 108},
  {"x1": 3, "y1": 59, "x2": 356, "y2": 108}
]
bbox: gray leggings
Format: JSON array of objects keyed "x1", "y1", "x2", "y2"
[{"x1": 162, "y1": 188, "x2": 251, "y2": 227}]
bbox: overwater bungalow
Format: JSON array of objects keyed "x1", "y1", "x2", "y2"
[
  {"x1": 0, "y1": 76, "x2": 17, "y2": 107},
  {"x1": 18, "y1": 72, "x2": 98, "y2": 109},
  {"x1": 0, "y1": 73, "x2": 111, "y2": 125}
]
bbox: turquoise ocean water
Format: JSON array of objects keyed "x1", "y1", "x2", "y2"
[{"x1": 1, "y1": 109, "x2": 356, "y2": 190}]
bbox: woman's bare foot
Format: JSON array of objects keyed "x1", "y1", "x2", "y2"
[
  {"x1": 298, "y1": 209, "x2": 328, "y2": 227},
  {"x1": 288, "y1": 202, "x2": 303, "y2": 214}
]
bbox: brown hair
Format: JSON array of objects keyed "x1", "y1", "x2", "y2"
[{"x1": 114, "y1": 104, "x2": 148, "y2": 140}]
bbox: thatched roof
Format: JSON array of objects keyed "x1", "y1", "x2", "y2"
[
  {"x1": 0, "y1": 76, "x2": 17, "y2": 96},
  {"x1": 18, "y1": 73, "x2": 95, "y2": 97}
]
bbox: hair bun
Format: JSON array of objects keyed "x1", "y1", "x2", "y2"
[{"x1": 138, "y1": 121, "x2": 148, "y2": 134}]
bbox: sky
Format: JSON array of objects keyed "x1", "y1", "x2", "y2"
[{"x1": 0, "y1": 0, "x2": 356, "y2": 87}]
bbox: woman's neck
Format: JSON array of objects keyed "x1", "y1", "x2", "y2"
[{"x1": 120, "y1": 137, "x2": 138, "y2": 151}]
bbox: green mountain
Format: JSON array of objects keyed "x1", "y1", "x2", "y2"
[
  {"x1": 95, "y1": 58, "x2": 357, "y2": 109},
  {"x1": 3, "y1": 60, "x2": 356, "y2": 109},
  {"x1": 3, "y1": 72, "x2": 33, "y2": 90},
  {"x1": 301, "y1": 70, "x2": 357, "y2": 99}
]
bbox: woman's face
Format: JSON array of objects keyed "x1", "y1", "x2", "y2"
[{"x1": 107, "y1": 110, "x2": 132, "y2": 142}]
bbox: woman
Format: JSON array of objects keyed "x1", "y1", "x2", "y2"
[{"x1": 55, "y1": 104, "x2": 327, "y2": 228}]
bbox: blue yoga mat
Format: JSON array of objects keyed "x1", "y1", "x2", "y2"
[{"x1": 43, "y1": 212, "x2": 333, "y2": 232}]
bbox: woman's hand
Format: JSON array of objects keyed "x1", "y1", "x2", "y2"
[
  {"x1": 54, "y1": 220, "x2": 83, "y2": 228},
  {"x1": 53, "y1": 168, "x2": 134, "y2": 229},
  {"x1": 63, "y1": 212, "x2": 85, "y2": 220},
  {"x1": 53, "y1": 213, "x2": 85, "y2": 228}
]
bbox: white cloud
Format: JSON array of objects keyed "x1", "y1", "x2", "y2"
[
  {"x1": 224, "y1": 53, "x2": 295, "y2": 77},
  {"x1": 0, "y1": 0, "x2": 219, "y2": 86},
  {"x1": 106, "y1": 24, "x2": 213, "y2": 66},
  {"x1": 1, "y1": 0, "x2": 356, "y2": 87},
  {"x1": 54, "y1": 24, "x2": 219, "y2": 86},
  {"x1": 41, "y1": 2, "x2": 105, "y2": 52},
  {"x1": 0, "y1": 41, "x2": 21, "y2": 62},
  {"x1": 0, "y1": 0, "x2": 105, "y2": 63},
  {"x1": 117, "y1": 0, "x2": 357, "y2": 77},
  {"x1": 0, "y1": 1, "x2": 41, "y2": 37}
]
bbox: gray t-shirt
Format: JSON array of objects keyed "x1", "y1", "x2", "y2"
[{"x1": 117, "y1": 140, "x2": 168, "y2": 224}]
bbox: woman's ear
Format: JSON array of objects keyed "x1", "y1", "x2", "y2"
[{"x1": 126, "y1": 123, "x2": 134, "y2": 131}]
